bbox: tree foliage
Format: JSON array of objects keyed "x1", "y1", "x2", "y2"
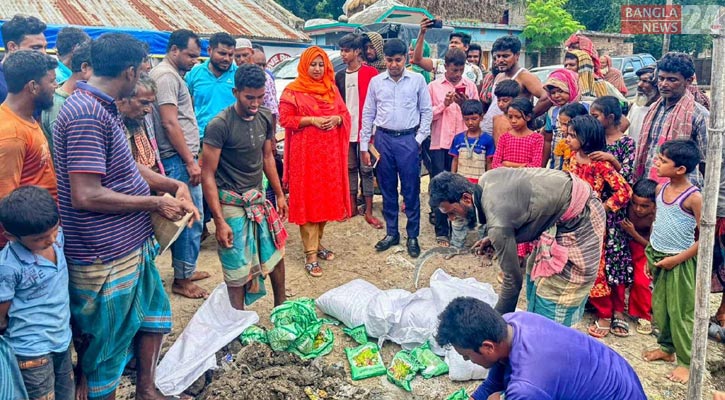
[
  {"x1": 523, "y1": 0, "x2": 584, "y2": 51},
  {"x1": 275, "y1": 0, "x2": 346, "y2": 20}
]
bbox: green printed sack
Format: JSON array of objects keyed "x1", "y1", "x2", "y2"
[
  {"x1": 342, "y1": 325, "x2": 368, "y2": 345},
  {"x1": 411, "y1": 342, "x2": 448, "y2": 378},
  {"x1": 386, "y1": 350, "x2": 420, "y2": 392},
  {"x1": 239, "y1": 325, "x2": 268, "y2": 346},
  {"x1": 345, "y1": 342, "x2": 386, "y2": 380},
  {"x1": 291, "y1": 323, "x2": 335, "y2": 359},
  {"x1": 445, "y1": 388, "x2": 469, "y2": 400},
  {"x1": 270, "y1": 298, "x2": 318, "y2": 327},
  {"x1": 267, "y1": 323, "x2": 301, "y2": 352}
]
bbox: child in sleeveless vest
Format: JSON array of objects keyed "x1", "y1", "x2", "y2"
[{"x1": 642, "y1": 139, "x2": 703, "y2": 385}]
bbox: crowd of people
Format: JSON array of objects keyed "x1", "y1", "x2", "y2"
[{"x1": 0, "y1": 10, "x2": 721, "y2": 400}]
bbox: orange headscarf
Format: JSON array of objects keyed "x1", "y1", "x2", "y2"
[{"x1": 285, "y1": 46, "x2": 337, "y2": 104}]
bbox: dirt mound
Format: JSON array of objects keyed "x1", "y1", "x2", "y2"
[{"x1": 200, "y1": 343, "x2": 386, "y2": 400}]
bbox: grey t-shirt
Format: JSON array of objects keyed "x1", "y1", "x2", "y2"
[
  {"x1": 203, "y1": 106, "x2": 274, "y2": 194},
  {"x1": 150, "y1": 60, "x2": 200, "y2": 158},
  {"x1": 478, "y1": 168, "x2": 573, "y2": 271}
]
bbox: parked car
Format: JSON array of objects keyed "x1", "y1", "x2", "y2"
[
  {"x1": 610, "y1": 53, "x2": 657, "y2": 97},
  {"x1": 530, "y1": 65, "x2": 563, "y2": 83},
  {"x1": 272, "y1": 50, "x2": 343, "y2": 103}
]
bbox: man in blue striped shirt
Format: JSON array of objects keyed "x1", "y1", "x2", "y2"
[
  {"x1": 53, "y1": 33, "x2": 197, "y2": 400},
  {"x1": 360, "y1": 38, "x2": 433, "y2": 258}
]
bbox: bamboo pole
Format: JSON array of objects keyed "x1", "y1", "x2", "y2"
[{"x1": 687, "y1": 25, "x2": 725, "y2": 400}]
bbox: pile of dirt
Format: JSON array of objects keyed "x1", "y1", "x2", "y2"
[{"x1": 200, "y1": 343, "x2": 386, "y2": 400}]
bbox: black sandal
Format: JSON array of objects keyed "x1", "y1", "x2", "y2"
[
  {"x1": 611, "y1": 318, "x2": 630, "y2": 337},
  {"x1": 317, "y1": 248, "x2": 335, "y2": 261},
  {"x1": 305, "y1": 261, "x2": 322, "y2": 277}
]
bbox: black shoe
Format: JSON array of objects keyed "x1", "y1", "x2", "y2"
[
  {"x1": 375, "y1": 234, "x2": 400, "y2": 251},
  {"x1": 407, "y1": 238, "x2": 421, "y2": 258}
]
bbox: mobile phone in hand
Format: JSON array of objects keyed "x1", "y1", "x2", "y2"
[
  {"x1": 431, "y1": 19, "x2": 443, "y2": 29},
  {"x1": 455, "y1": 87, "x2": 466, "y2": 95}
]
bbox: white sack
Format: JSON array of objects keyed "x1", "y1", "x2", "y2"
[{"x1": 315, "y1": 279, "x2": 382, "y2": 328}]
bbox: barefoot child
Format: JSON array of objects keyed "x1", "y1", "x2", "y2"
[
  {"x1": 0, "y1": 186, "x2": 74, "y2": 400},
  {"x1": 448, "y1": 100, "x2": 495, "y2": 249},
  {"x1": 620, "y1": 178, "x2": 657, "y2": 335},
  {"x1": 643, "y1": 139, "x2": 702, "y2": 384},
  {"x1": 563, "y1": 115, "x2": 632, "y2": 340},
  {"x1": 587, "y1": 96, "x2": 637, "y2": 337},
  {"x1": 490, "y1": 79, "x2": 520, "y2": 145}
]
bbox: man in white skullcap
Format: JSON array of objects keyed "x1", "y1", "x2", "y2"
[{"x1": 234, "y1": 38, "x2": 253, "y2": 66}]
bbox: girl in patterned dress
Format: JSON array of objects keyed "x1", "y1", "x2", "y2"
[
  {"x1": 564, "y1": 115, "x2": 632, "y2": 339},
  {"x1": 588, "y1": 96, "x2": 638, "y2": 337},
  {"x1": 492, "y1": 97, "x2": 544, "y2": 265}
]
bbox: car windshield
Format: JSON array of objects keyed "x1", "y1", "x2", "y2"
[{"x1": 272, "y1": 57, "x2": 299, "y2": 79}]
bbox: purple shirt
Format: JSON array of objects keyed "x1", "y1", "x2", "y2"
[
  {"x1": 53, "y1": 81, "x2": 153, "y2": 263},
  {"x1": 473, "y1": 312, "x2": 646, "y2": 400}
]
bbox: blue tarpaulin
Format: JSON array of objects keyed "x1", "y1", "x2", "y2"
[{"x1": 0, "y1": 22, "x2": 210, "y2": 56}]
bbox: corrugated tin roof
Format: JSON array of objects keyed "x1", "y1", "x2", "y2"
[{"x1": 0, "y1": 0, "x2": 309, "y2": 41}]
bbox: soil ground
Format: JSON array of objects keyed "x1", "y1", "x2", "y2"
[{"x1": 116, "y1": 178, "x2": 725, "y2": 400}]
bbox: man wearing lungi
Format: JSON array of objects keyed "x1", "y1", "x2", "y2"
[
  {"x1": 429, "y1": 170, "x2": 606, "y2": 326},
  {"x1": 54, "y1": 33, "x2": 197, "y2": 400},
  {"x1": 201, "y1": 63, "x2": 287, "y2": 310}
]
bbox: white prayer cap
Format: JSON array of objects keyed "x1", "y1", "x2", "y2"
[{"x1": 235, "y1": 38, "x2": 252, "y2": 49}]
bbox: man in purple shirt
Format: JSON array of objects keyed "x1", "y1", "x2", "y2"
[{"x1": 436, "y1": 297, "x2": 646, "y2": 400}]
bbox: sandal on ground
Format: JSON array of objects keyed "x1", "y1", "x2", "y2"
[
  {"x1": 709, "y1": 322, "x2": 725, "y2": 343},
  {"x1": 588, "y1": 320, "x2": 611, "y2": 338},
  {"x1": 436, "y1": 236, "x2": 450, "y2": 247},
  {"x1": 636, "y1": 318, "x2": 653, "y2": 335},
  {"x1": 364, "y1": 215, "x2": 384, "y2": 229},
  {"x1": 305, "y1": 261, "x2": 323, "y2": 277},
  {"x1": 611, "y1": 318, "x2": 630, "y2": 337},
  {"x1": 317, "y1": 248, "x2": 335, "y2": 261},
  {"x1": 711, "y1": 312, "x2": 725, "y2": 327}
]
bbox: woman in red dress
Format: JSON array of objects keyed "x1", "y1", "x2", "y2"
[{"x1": 279, "y1": 47, "x2": 352, "y2": 277}]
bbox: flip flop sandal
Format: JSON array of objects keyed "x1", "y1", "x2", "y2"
[
  {"x1": 709, "y1": 322, "x2": 725, "y2": 343},
  {"x1": 317, "y1": 248, "x2": 335, "y2": 261},
  {"x1": 364, "y1": 215, "x2": 384, "y2": 229},
  {"x1": 588, "y1": 320, "x2": 611, "y2": 338},
  {"x1": 305, "y1": 261, "x2": 323, "y2": 277},
  {"x1": 436, "y1": 236, "x2": 451, "y2": 247},
  {"x1": 636, "y1": 318, "x2": 653, "y2": 335},
  {"x1": 611, "y1": 318, "x2": 630, "y2": 337}
]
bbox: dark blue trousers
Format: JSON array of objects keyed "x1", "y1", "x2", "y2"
[{"x1": 375, "y1": 130, "x2": 421, "y2": 238}]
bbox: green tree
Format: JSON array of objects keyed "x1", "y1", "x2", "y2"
[
  {"x1": 274, "y1": 0, "x2": 345, "y2": 20},
  {"x1": 523, "y1": 0, "x2": 585, "y2": 51}
]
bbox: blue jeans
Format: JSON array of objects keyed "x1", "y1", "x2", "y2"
[
  {"x1": 161, "y1": 154, "x2": 203, "y2": 279},
  {"x1": 17, "y1": 347, "x2": 75, "y2": 400}
]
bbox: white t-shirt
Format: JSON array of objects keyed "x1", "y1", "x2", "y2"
[
  {"x1": 432, "y1": 59, "x2": 483, "y2": 86},
  {"x1": 344, "y1": 70, "x2": 360, "y2": 142}
]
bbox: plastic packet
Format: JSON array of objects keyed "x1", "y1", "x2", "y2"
[
  {"x1": 292, "y1": 323, "x2": 334, "y2": 359},
  {"x1": 344, "y1": 342, "x2": 386, "y2": 380},
  {"x1": 386, "y1": 350, "x2": 420, "y2": 392},
  {"x1": 270, "y1": 298, "x2": 318, "y2": 327},
  {"x1": 445, "y1": 388, "x2": 469, "y2": 400},
  {"x1": 410, "y1": 342, "x2": 448, "y2": 378},
  {"x1": 343, "y1": 325, "x2": 368, "y2": 345},
  {"x1": 267, "y1": 323, "x2": 301, "y2": 352},
  {"x1": 239, "y1": 325, "x2": 268, "y2": 346}
]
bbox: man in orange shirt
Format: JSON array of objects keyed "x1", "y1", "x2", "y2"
[{"x1": 0, "y1": 50, "x2": 59, "y2": 246}]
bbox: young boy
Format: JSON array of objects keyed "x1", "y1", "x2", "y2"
[
  {"x1": 0, "y1": 186, "x2": 74, "y2": 399},
  {"x1": 448, "y1": 100, "x2": 494, "y2": 249},
  {"x1": 642, "y1": 139, "x2": 702, "y2": 384},
  {"x1": 334, "y1": 33, "x2": 382, "y2": 229},
  {"x1": 620, "y1": 178, "x2": 657, "y2": 335},
  {"x1": 450, "y1": 100, "x2": 495, "y2": 184},
  {"x1": 491, "y1": 79, "x2": 521, "y2": 145}
]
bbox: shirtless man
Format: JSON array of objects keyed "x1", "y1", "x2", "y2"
[{"x1": 480, "y1": 36, "x2": 548, "y2": 134}]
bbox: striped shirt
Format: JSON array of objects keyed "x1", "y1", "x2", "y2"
[{"x1": 53, "y1": 81, "x2": 153, "y2": 263}]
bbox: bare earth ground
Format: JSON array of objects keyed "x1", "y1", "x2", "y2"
[{"x1": 116, "y1": 176, "x2": 725, "y2": 400}]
